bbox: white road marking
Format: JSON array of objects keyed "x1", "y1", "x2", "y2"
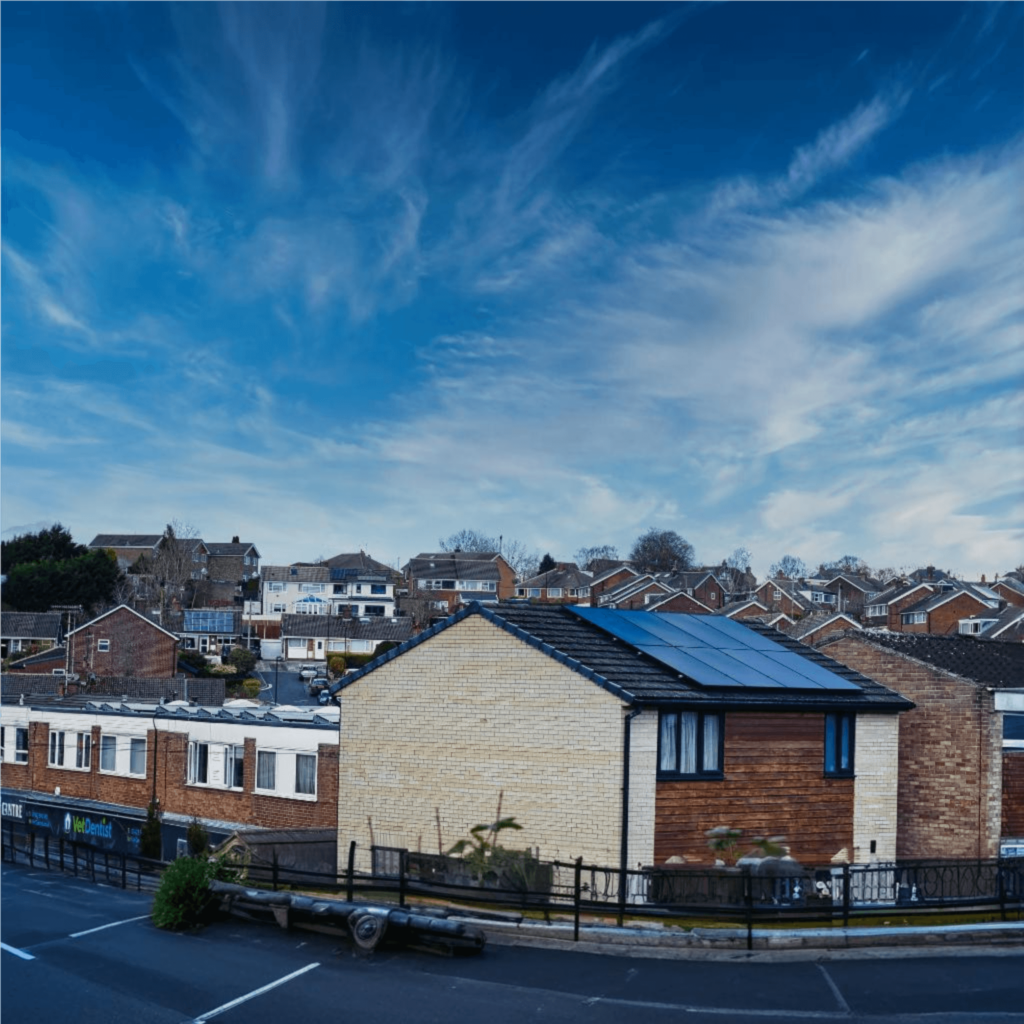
[
  {"x1": 69, "y1": 913, "x2": 151, "y2": 938},
  {"x1": 1, "y1": 942, "x2": 35, "y2": 960},
  {"x1": 193, "y1": 962, "x2": 320, "y2": 1023},
  {"x1": 816, "y1": 963, "x2": 851, "y2": 1015}
]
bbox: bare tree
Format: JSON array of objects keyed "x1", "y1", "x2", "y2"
[
  {"x1": 724, "y1": 547, "x2": 753, "y2": 572},
  {"x1": 768, "y1": 554, "x2": 807, "y2": 579},
  {"x1": 149, "y1": 521, "x2": 204, "y2": 617},
  {"x1": 629, "y1": 529, "x2": 695, "y2": 573},
  {"x1": 439, "y1": 529, "x2": 497, "y2": 553},
  {"x1": 500, "y1": 538, "x2": 540, "y2": 581},
  {"x1": 573, "y1": 545, "x2": 619, "y2": 571}
]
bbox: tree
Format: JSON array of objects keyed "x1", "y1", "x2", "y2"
[
  {"x1": 3, "y1": 548, "x2": 121, "y2": 614},
  {"x1": 439, "y1": 529, "x2": 498, "y2": 553},
  {"x1": 820, "y1": 555, "x2": 869, "y2": 576},
  {"x1": 148, "y1": 521, "x2": 204, "y2": 616},
  {"x1": 573, "y1": 545, "x2": 619, "y2": 572},
  {"x1": 768, "y1": 555, "x2": 807, "y2": 579},
  {"x1": 1, "y1": 523, "x2": 84, "y2": 573},
  {"x1": 724, "y1": 547, "x2": 753, "y2": 572},
  {"x1": 628, "y1": 529, "x2": 695, "y2": 573},
  {"x1": 500, "y1": 539, "x2": 540, "y2": 581},
  {"x1": 536, "y1": 553, "x2": 557, "y2": 575},
  {"x1": 227, "y1": 647, "x2": 257, "y2": 676}
]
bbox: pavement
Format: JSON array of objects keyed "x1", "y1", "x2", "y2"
[{"x1": 473, "y1": 913, "x2": 1024, "y2": 960}]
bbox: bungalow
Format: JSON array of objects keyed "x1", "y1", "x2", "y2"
[
  {"x1": 818, "y1": 631, "x2": 1024, "y2": 859},
  {"x1": 330, "y1": 603, "x2": 910, "y2": 877},
  {"x1": 279, "y1": 614, "x2": 413, "y2": 661},
  {"x1": 1, "y1": 612, "x2": 62, "y2": 661}
]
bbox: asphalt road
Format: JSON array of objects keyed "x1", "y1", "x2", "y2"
[
  {"x1": 255, "y1": 662, "x2": 319, "y2": 706},
  {"x1": 3, "y1": 864, "x2": 1024, "y2": 1024}
]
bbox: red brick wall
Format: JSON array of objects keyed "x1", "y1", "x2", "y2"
[
  {"x1": 590, "y1": 569, "x2": 635, "y2": 605},
  {"x1": 693, "y1": 578, "x2": 723, "y2": 610},
  {"x1": 926, "y1": 594, "x2": 991, "y2": 636},
  {"x1": 993, "y1": 583, "x2": 1024, "y2": 608},
  {"x1": 650, "y1": 592, "x2": 712, "y2": 614},
  {"x1": 9, "y1": 721, "x2": 337, "y2": 832},
  {"x1": 654, "y1": 713, "x2": 854, "y2": 865},
  {"x1": 68, "y1": 608, "x2": 178, "y2": 678},
  {"x1": 1002, "y1": 753, "x2": 1024, "y2": 838},
  {"x1": 823, "y1": 638, "x2": 1001, "y2": 858},
  {"x1": 887, "y1": 588, "x2": 934, "y2": 631}
]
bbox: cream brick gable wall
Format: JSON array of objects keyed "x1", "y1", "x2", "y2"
[
  {"x1": 337, "y1": 615, "x2": 632, "y2": 872},
  {"x1": 852, "y1": 714, "x2": 899, "y2": 863}
]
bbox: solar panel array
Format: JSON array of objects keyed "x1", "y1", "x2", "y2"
[
  {"x1": 567, "y1": 607, "x2": 860, "y2": 691},
  {"x1": 184, "y1": 610, "x2": 236, "y2": 633}
]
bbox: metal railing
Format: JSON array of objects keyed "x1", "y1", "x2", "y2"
[
  {"x1": 1, "y1": 820, "x2": 165, "y2": 891},
  {"x1": 5, "y1": 820, "x2": 1020, "y2": 950}
]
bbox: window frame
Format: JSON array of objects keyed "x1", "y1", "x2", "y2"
[
  {"x1": 75, "y1": 731, "x2": 92, "y2": 770},
  {"x1": 824, "y1": 712, "x2": 855, "y2": 777},
  {"x1": 99, "y1": 734, "x2": 118, "y2": 772},
  {"x1": 97, "y1": 639, "x2": 110, "y2": 653},
  {"x1": 15, "y1": 727, "x2": 29, "y2": 764},
  {"x1": 657, "y1": 710, "x2": 724, "y2": 779},
  {"x1": 295, "y1": 753, "x2": 317, "y2": 796},
  {"x1": 256, "y1": 750, "x2": 277, "y2": 793},
  {"x1": 129, "y1": 737, "x2": 147, "y2": 777},
  {"x1": 49, "y1": 729, "x2": 65, "y2": 767}
]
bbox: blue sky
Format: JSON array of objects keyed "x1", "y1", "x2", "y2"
[{"x1": 2, "y1": 2, "x2": 1022, "y2": 577}]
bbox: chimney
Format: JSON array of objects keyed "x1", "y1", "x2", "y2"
[
  {"x1": 980, "y1": 573, "x2": 986, "y2": 584},
  {"x1": 232, "y1": 535, "x2": 240, "y2": 544},
  {"x1": 927, "y1": 565, "x2": 935, "y2": 580}
]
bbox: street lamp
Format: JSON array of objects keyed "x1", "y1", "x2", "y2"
[{"x1": 274, "y1": 655, "x2": 284, "y2": 705}]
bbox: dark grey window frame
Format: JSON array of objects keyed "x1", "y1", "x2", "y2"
[
  {"x1": 657, "y1": 710, "x2": 724, "y2": 780},
  {"x1": 824, "y1": 712, "x2": 855, "y2": 777}
]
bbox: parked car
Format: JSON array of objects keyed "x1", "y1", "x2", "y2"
[
  {"x1": 309, "y1": 676, "x2": 329, "y2": 693},
  {"x1": 298, "y1": 664, "x2": 319, "y2": 680},
  {"x1": 318, "y1": 689, "x2": 334, "y2": 705}
]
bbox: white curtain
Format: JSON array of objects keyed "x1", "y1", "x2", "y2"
[{"x1": 295, "y1": 754, "x2": 316, "y2": 795}]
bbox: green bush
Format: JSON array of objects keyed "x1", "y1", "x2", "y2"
[
  {"x1": 227, "y1": 646, "x2": 258, "y2": 675},
  {"x1": 326, "y1": 654, "x2": 346, "y2": 675},
  {"x1": 151, "y1": 857, "x2": 219, "y2": 930},
  {"x1": 177, "y1": 650, "x2": 212, "y2": 676},
  {"x1": 241, "y1": 677, "x2": 261, "y2": 698}
]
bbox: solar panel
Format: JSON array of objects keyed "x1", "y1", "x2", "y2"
[
  {"x1": 567, "y1": 606, "x2": 859, "y2": 691},
  {"x1": 184, "y1": 610, "x2": 235, "y2": 633}
]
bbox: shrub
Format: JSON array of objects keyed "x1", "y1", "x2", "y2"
[
  {"x1": 140, "y1": 800, "x2": 162, "y2": 860},
  {"x1": 151, "y1": 857, "x2": 218, "y2": 930},
  {"x1": 241, "y1": 677, "x2": 261, "y2": 699},
  {"x1": 327, "y1": 654, "x2": 346, "y2": 675},
  {"x1": 187, "y1": 816, "x2": 209, "y2": 857},
  {"x1": 227, "y1": 646, "x2": 257, "y2": 675},
  {"x1": 178, "y1": 650, "x2": 212, "y2": 676}
]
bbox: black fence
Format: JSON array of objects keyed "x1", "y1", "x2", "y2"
[
  {"x1": 219, "y1": 840, "x2": 1024, "y2": 947},
  {"x1": 1, "y1": 820, "x2": 165, "y2": 891},
  {"x1": 5, "y1": 819, "x2": 1022, "y2": 949}
]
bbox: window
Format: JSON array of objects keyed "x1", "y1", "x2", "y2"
[
  {"x1": 485, "y1": 582, "x2": 497, "y2": 592},
  {"x1": 49, "y1": 730, "x2": 65, "y2": 767},
  {"x1": 227, "y1": 745, "x2": 245, "y2": 789},
  {"x1": 548, "y1": 588, "x2": 563, "y2": 598},
  {"x1": 368, "y1": 583, "x2": 386, "y2": 595},
  {"x1": 15, "y1": 728, "x2": 28, "y2": 764},
  {"x1": 867, "y1": 604, "x2": 886, "y2": 618},
  {"x1": 824, "y1": 713, "x2": 854, "y2": 776},
  {"x1": 295, "y1": 754, "x2": 317, "y2": 796},
  {"x1": 268, "y1": 582, "x2": 285, "y2": 592},
  {"x1": 773, "y1": 590, "x2": 783, "y2": 601},
  {"x1": 901, "y1": 611, "x2": 927, "y2": 625},
  {"x1": 528, "y1": 588, "x2": 541, "y2": 598},
  {"x1": 333, "y1": 583, "x2": 347, "y2": 594},
  {"x1": 100, "y1": 735, "x2": 117, "y2": 771},
  {"x1": 364, "y1": 605, "x2": 385, "y2": 617},
  {"x1": 188, "y1": 742, "x2": 210, "y2": 784},
  {"x1": 300, "y1": 583, "x2": 325, "y2": 594},
  {"x1": 129, "y1": 738, "x2": 146, "y2": 776},
  {"x1": 658, "y1": 712, "x2": 723, "y2": 778},
  {"x1": 271, "y1": 603, "x2": 286, "y2": 614},
  {"x1": 256, "y1": 750, "x2": 277, "y2": 791},
  {"x1": 442, "y1": 580, "x2": 456, "y2": 590},
  {"x1": 97, "y1": 639, "x2": 110, "y2": 652},
  {"x1": 75, "y1": 732, "x2": 92, "y2": 769},
  {"x1": 709, "y1": 591, "x2": 716, "y2": 600}
]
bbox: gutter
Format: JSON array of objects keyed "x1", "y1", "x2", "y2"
[{"x1": 619, "y1": 706, "x2": 642, "y2": 921}]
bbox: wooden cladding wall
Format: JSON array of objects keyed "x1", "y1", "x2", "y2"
[
  {"x1": 653, "y1": 712, "x2": 854, "y2": 865},
  {"x1": 1003, "y1": 753, "x2": 1024, "y2": 839}
]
